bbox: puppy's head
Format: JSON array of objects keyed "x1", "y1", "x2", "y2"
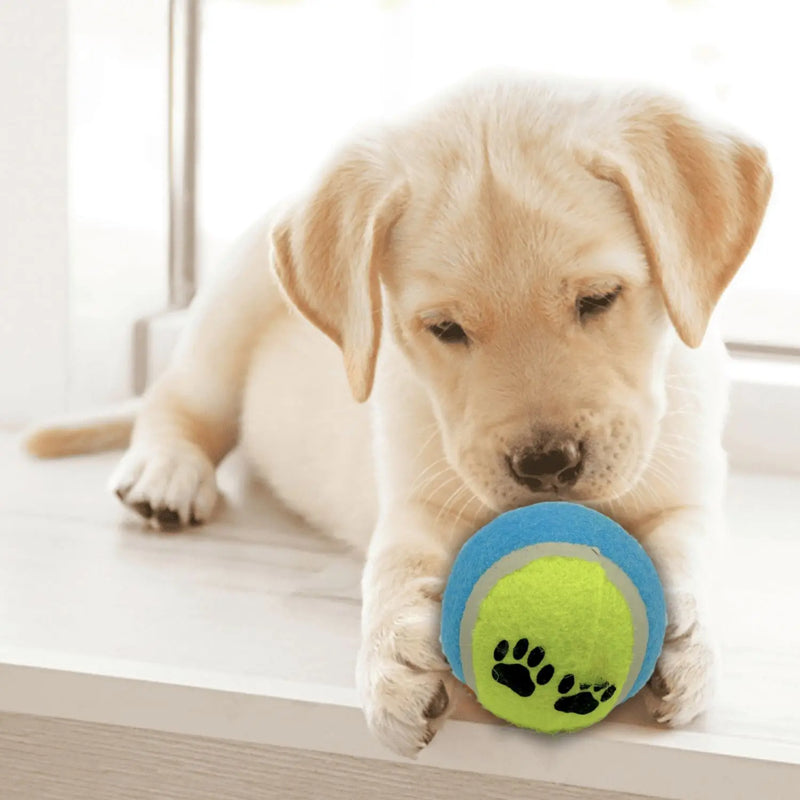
[{"x1": 272, "y1": 81, "x2": 771, "y2": 511}]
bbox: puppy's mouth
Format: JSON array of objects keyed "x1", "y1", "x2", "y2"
[
  {"x1": 504, "y1": 479, "x2": 631, "y2": 510},
  {"x1": 482, "y1": 458, "x2": 643, "y2": 511},
  {"x1": 454, "y1": 432, "x2": 649, "y2": 513}
]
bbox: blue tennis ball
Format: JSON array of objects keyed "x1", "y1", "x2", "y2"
[{"x1": 440, "y1": 502, "x2": 666, "y2": 733}]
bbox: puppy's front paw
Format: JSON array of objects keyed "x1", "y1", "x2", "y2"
[
  {"x1": 645, "y1": 590, "x2": 716, "y2": 726},
  {"x1": 109, "y1": 441, "x2": 217, "y2": 530},
  {"x1": 358, "y1": 593, "x2": 454, "y2": 757}
]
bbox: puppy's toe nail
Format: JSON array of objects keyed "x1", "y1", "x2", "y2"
[
  {"x1": 155, "y1": 508, "x2": 181, "y2": 528},
  {"x1": 131, "y1": 500, "x2": 153, "y2": 519},
  {"x1": 649, "y1": 672, "x2": 669, "y2": 699},
  {"x1": 666, "y1": 619, "x2": 698, "y2": 643},
  {"x1": 424, "y1": 682, "x2": 449, "y2": 720}
]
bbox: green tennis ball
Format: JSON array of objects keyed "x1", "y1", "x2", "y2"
[
  {"x1": 440, "y1": 502, "x2": 667, "y2": 735},
  {"x1": 471, "y1": 556, "x2": 634, "y2": 732}
]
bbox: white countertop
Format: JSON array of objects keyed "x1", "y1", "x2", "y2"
[{"x1": 1, "y1": 432, "x2": 798, "y2": 799}]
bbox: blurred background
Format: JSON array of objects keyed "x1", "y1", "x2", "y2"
[{"x1": 1, "y1": 0, "x2": 797, "y2": 426}]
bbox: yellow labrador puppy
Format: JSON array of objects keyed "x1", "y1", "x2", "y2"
[{"x1": 26, "y1": 77, "x2": 771, "y2": 757}]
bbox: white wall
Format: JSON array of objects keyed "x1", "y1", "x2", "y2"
[{"x1": 0, "y1": 1, "x2": 69, "y2": 426}]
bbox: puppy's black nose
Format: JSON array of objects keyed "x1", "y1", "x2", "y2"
[{"x1": 508, "y1": 440, "x2": 583, "y2": 491}]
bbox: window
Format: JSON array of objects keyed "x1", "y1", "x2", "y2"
[
  {"x1": 69, "y1": 0, "x2": 169, "y2": 408},
  {"x1": 198, "y1": 0, "x2": 799, "y2": 352},
  {"x1": 1, "y1": 0, "x2": 169, "y2": 424}
]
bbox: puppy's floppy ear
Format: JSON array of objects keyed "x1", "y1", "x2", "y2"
[
  {"x1": 271, "y1": 139, "x2": 407, "y2": 402},
  {"x1": 584, "y1": 95, "x2": 772, "y2": 347}
]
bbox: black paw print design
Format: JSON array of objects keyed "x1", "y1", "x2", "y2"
[
  {"x1": 490, "y1": 638, "x2": 555, "y2": 697},
  {"x1": 554, "y1": 675, "x2": 617, "y2": 715}
]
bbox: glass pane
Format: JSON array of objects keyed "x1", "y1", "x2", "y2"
[
  {"x1": 69, "y1": 0, "x2": 169, "y2": 406},
  {"x1": 198, "y1": 0, "x2": 398, "y2": 278},
  {"x1": 197, "y1": 0, "x2": 798, "y2": 346}
]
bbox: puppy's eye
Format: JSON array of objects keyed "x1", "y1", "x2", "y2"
[
  {"x1": 427, "y1": 320, "x2": 469, "y2": 344},
  {"x1": 577, "y1": 286, "x2": 622, "y2": 319}
]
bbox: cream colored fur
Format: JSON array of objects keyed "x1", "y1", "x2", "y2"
[{"x1": 24, "y1": 77, "x2": 771, "y2": 758}]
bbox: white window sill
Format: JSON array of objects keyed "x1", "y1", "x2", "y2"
[
  {"x1": 726, "y1": 350, "x2": 800, "y2": 476},
  {"x1": 0, "y1": 434, "x2": 798, "y2": 798}
]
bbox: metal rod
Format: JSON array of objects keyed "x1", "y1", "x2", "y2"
[{"x1": 168, "y1": 0, "x2": 200, "y2": 309}]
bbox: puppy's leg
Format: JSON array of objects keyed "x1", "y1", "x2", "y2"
[
  {"x1": 635, "y1": 506, "x2": 720, "y2": 726},
  {"x1": 111, "y1": 219, "x2": 283, "y2": 529},
  {"x1": 358, "y1": 503, "x2": 471, "y2": 757},
  {"x1": 357, "y1": 380, "x2": 491, "y2": 756}
]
